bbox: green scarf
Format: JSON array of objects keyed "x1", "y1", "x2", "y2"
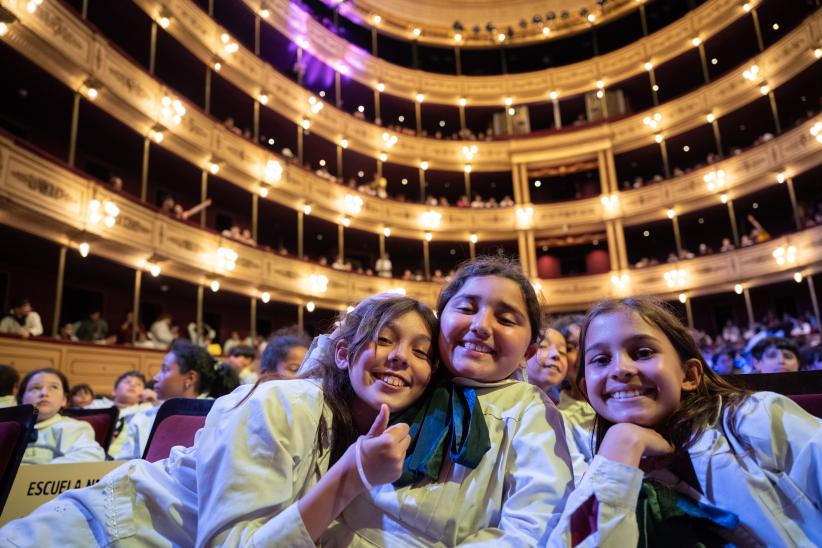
[
  {"x1": 637, "y1": 480, "x2": 740, "y2": 548},
  {"x1": 390, "y1": 379, "x2": 491, "y2": 487}
]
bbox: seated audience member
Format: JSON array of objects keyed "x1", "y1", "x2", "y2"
[
  {"x1": 74, "y1": 309, "x2": 109, "y2": 343},
  {"x1": 18, "y1": 368, "x2": 105, "y2": 463},
  {"x1": 188, "y1": 322, "x2": 216, "y2": 347},
  {"x1": 552, "y1": 314, "x2": 596, "y2": 483},
  {"x1": 0, "y1": 297, "x2": 43, "y2": 338},
  {"x1": 259, "y1": 330, "x2": 310, "y2": 380},
  {"x1": 802, "y1": 344, "x2": 822, "y2": 371},
  {"x1": 118, "y1": 311, "x2": 146, "y2": 345},
  {"x1": 69, "y1": 383, "x2": 95, "y2": 408},
  {"x1": 222, "y1": 330, "x2": 244, "y2": 354},
  {"x1": 86, "y1": 371, "x2": 155, "y2": 456},
  {"x1": 57, "y1": 322, "x2": 78, "y2": 341},
  {"x1": 222, "y1": 345, "x2": 258, "y2": 385},
  {"x1": 750, "y1": 336, "x2": 800, "y2": 373},
  {"x1": 149, "y1": 313, "x2": 174, "y2": 349},
  {"x1": 0, "y1": 364, "x2": 19, "y2": 408},
  {"x1": 711, "y1": 350, "x2": 736, "y2": 375},
  {"x1": 116, "y1": 341, "x2": 239, "y2": 460},
  {"x1": 375, "y1": 253, "x2": 393, "y2": 278},
  {"x1": 525, "y1": 323, "x2": 568, "y2": 403}
]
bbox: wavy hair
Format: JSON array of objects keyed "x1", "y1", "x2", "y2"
[{"x1": 577, "y1": 297, "x2": 750, "y2": 451}]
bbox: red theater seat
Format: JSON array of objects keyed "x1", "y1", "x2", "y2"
[
  {"x1": 789, "y1": 394, "x2": 822, "y2": 418},
  {"x1": 0, "y1": 404, "x2": 37, "y2": 513},
  {"x1": 64, "y1": 406, "x2": 119, "y2": 452},
  {"x1": 142, "y1": 398, "x2": 214, "y2": 463}
]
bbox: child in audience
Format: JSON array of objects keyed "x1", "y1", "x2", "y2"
[
  {"x1": 0, "y1": 364, "x2": 19, "y2": 408},
  {"x1": 750, "y1": 336, "x2": 800, "y2": 373},
  {"x1": 551, "y1": 298, "x2": 822, "y2": 546},
  {"x1": 525, "y1": 322, "x2": 569, "y2": 402},
  {"x1": 68, "y1": 383, "x2": 94, "y2": 408},
  {"x1": 116, "y1": 341, "x2": 239, "y2": 460},
  {"x1": 1, "y1": 294, "x2": 438, "y2": 546},
  {"x1": 552, "y1": 315, "x2": 597, "y2": 483},
  {"x1": 85, "y1": 371, "x2": 154, "y2": 457},
  {"x1": 259, "y1": 330, "x2": 310, "y2": 379},
  {"x1": 317, "y1": 256, "x2": 572, "y2": 545},
  {"x1": 17, "y1": 368, "x2": 105, "y2": 464},
  {"x1": 525, "y1": 320, "x2": 591, "y2": 483}
]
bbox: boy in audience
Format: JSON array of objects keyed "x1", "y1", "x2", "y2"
[
  {"x1": 69, "y1": 383, "x2": 94, "y2": 408},
  {"x1": 87, "y1": 371, "x2": 155, "y2": 456},
  {"x1": 222, "y1": 345, "x2": 258, "y2": 384},
  {"x1": 0, "y1": 364, "x2": 19, "y2": 408},
  {"x1": 750, "y1": 336, "x2": 800, "y2": 373}
]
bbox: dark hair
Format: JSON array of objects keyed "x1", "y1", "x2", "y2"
[
  {"x1": 576, "y1": 297, "x2": 750, "y2": 452},
  {"x1": 170, "y1": 341, "x2": 240, "y2": 398},
  {"x1": 0, "y1": 364, "x2": 19, "y2": 396},
  {"x1": 260, "y1": 333, "x2": 311, "y2": 374},
  {"x1": 228, "y1": 345, "x2": 256, "y2": 359},
  {"x1": 69, "y1": 383, "x2": 94, "y2": 399},
  {"x1": 114, "y1": 370, "x2": 146, "y2": 389},
  {"x1": 305, "y1": 295, "x2": 438, "y2": 466},
  {"x1": 750, "y1": 336, "x2": 800, "y2": 361},
  {"x1": 10, "y1": 297, "x2": 30, "y2": 309},
  {"x1": 436, "y1": 255, "x2": 541, "y2": 344},
  {"x1": 552, "y1": 314, "x2": 585, "y2": 341},
  {"x1": 17, "y1": 368, "x2": 70, "y2": 405}
]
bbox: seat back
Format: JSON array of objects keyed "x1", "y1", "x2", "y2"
[
  {"x1": 788, "y1": 394, "x2": 822, "y2": 418},
  {"x1": 63, "y1": 406, "x2": 119, "y2": 451},
  {"x1": 0, "y1": 404, "x2": 37, "y2": 513},
  {"x1": 142, "y1": 398, "x2": 214, "y2": 462}
]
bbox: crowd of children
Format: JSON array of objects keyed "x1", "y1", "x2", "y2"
[{"x1": 0, "y1": 255, "x2": 819, "y2": 546}]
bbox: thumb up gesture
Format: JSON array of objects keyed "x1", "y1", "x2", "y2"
[{"x1": 354, "y1": 404, "x2": 411, "y2": 488}]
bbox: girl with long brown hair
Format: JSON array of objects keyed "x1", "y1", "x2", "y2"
[{"x1": 551, "y1": 297, "x2": 822, "y2": 546}]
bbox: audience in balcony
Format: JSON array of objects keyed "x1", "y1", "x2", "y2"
[
  {"x1": 149, "y1": 313, "x2": 175, "y2": 349},
  {"x1": 74, "y1": 309, "x2": 110, "y2": 343},
  {"x1": 221, "y1": 224, "x2": 256, "y2": 246},
  {"x1": 57, "y1": 322, "x2": 79, "y2": 341},
  {"x1": 117, "y1": 311, "x2": 146, "y2": 345},
  {"x1": 0, "y1": 297, "x2": 43, "y2": 339},
  {"x1": 375, "y1": 253, "x2": 393, "y2": 278}
]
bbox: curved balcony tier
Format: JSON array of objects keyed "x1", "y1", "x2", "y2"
[
  {"x1": 4, "y1": 0, "x2": 820, "y2": 174},
  {"x1": 249, "y1": 0, "x2": 746, "y2": 102},
  {"x1": 2, "y1": 132, "x2": 821, "y2": 312}
]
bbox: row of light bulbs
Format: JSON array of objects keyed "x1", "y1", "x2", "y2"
[{"x1": 147, "y1": 2, "x2": 822, "y2": 113}]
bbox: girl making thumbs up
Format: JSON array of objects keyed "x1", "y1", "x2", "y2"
[{"x1": 1, "y1": 295, "x2": 437, "y2": 547}]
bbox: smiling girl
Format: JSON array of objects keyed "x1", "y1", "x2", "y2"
[
  {"x1": 322, "y1": 256, "x2": 573, "y2": 546},
  {"x1": 18, "y1": 368, "x2": 105, "y2": 464},
  {"x1": 1, "y1": 295, "x2": 438, "y2": 546},
  {"x1": 551, "y1": 298, "x2": 822, "y2": 546}
]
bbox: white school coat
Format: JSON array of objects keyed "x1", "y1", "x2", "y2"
[
  {"x1": 557, "y1": 391, "x2": 596, "y2": 484},
  {"x1": 114, "y1": 405, "x2": 160, "y2": 460},
  {"x1": 0, "y1": 394, "x2": 16, "y2": 408},
  {"x1": 104, "y1": 402, "x2": 156, "y2": 457},
  {"x1": 320, "y1": 377, "x2": 574, "y2": 547},
  {"x1": 1, "y1": 380, "x2": 328, "y2": 547},
  {"x1": 22, "y1": 414, "x2": 105, "y2": 464},
  {"x1": 548, "y1": 391, "x2": 822, "y2": 547}
]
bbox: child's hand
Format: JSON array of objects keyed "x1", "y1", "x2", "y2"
[
  {"x1": 356, "y1": 404, "x2": 411, "y2": 487},
  {"x1": 598, "y1": 423, "x2": 674, "y2": 468},
  {"x1": 139, "y1": 388, "x2": 159, "y2": 404}
]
